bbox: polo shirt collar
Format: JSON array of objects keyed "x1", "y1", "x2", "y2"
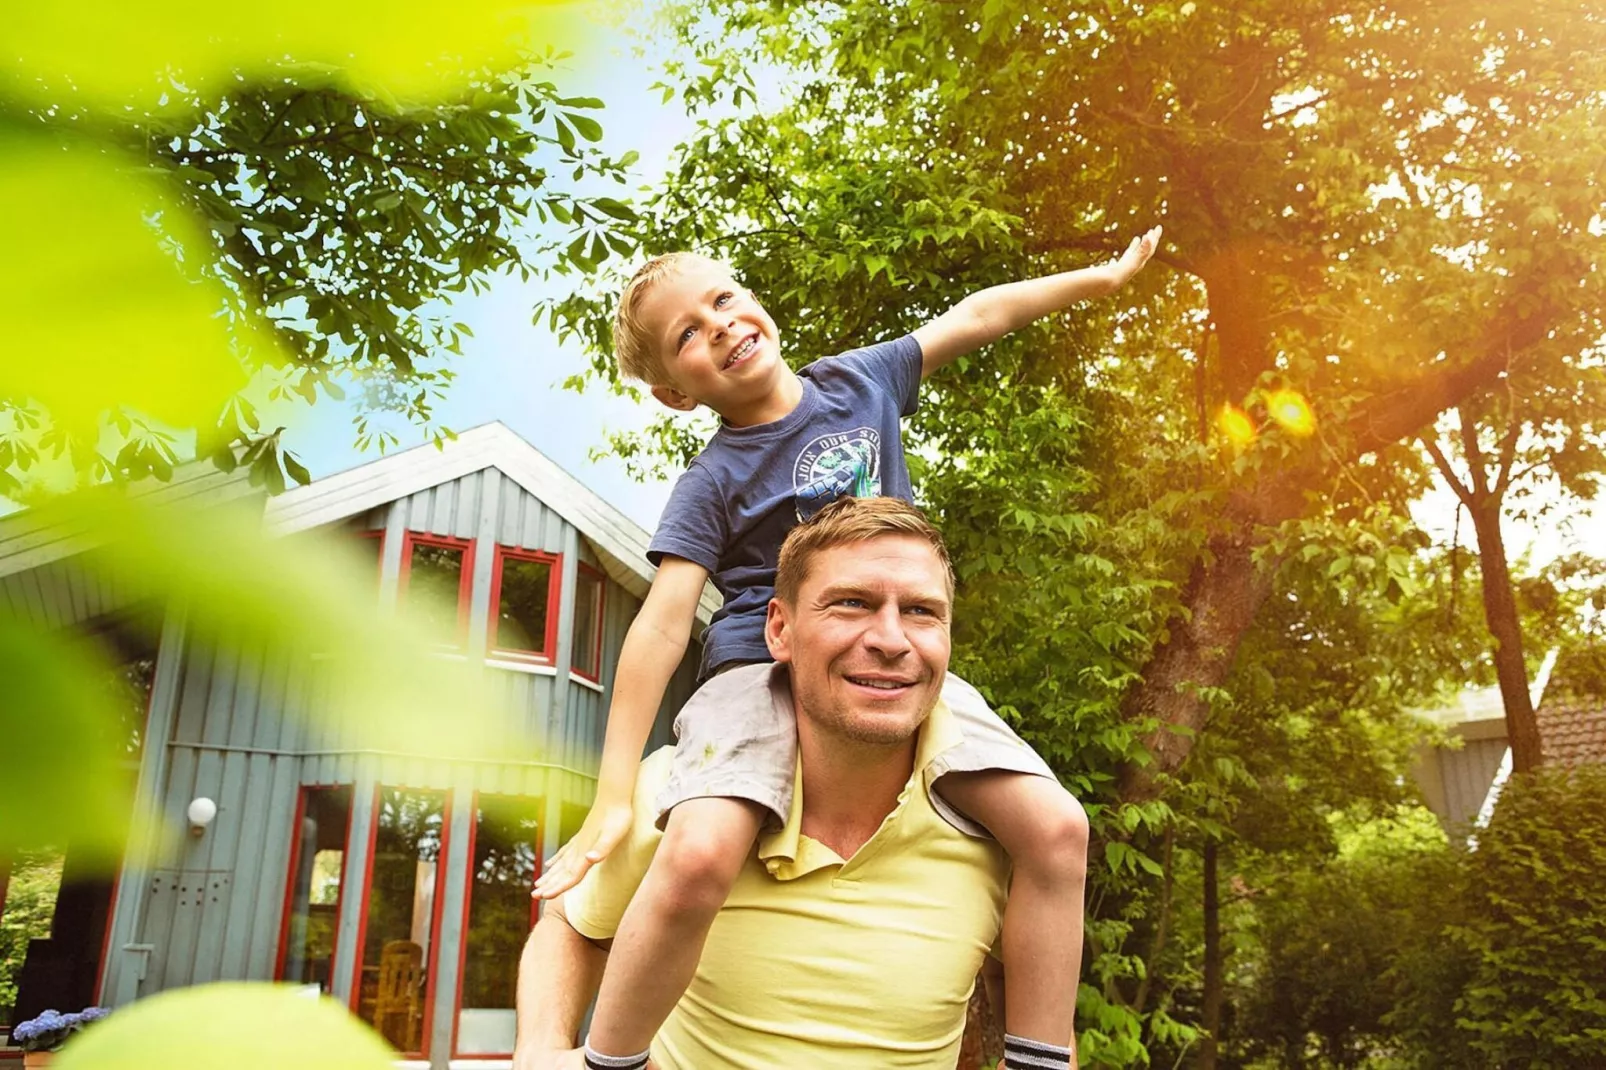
[{"x1": 757, "y1": 697, "x2": 963, "y2": 879}]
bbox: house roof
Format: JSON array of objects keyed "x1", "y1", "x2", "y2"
[
  {"x1": 0, "y1": 422, "x2": 716, "y2": 626},
  {"x1": 1536, "y1": 647, "x2": 1606, "y2": 769},
  {"x1": 264, "y1": 422, "x2": 716, "y2": 624}
]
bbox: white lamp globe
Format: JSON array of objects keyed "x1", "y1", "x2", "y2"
[{"x1": 187, "y1": 797, "x2": 219, "y2": 828}]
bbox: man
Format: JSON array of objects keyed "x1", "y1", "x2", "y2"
[{"x1": 514, "y1": 497, "x2": 1089, "y2": 1069}]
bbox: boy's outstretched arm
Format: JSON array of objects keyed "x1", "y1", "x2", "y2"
[
  {"x1": 913, "y1": 226, "x2": 1162, "y2": 378},
  {"x1": 532, "y1": 555, "x2": 710, "y2": 899}
]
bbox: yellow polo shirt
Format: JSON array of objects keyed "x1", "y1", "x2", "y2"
[{"x1": 564, "y1": 701, "x2": 1010, "y2": 1069}]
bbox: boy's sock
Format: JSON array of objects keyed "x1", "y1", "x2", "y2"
[
  {"x1": 1004, "y1": 1033, "x2": 1074, "y2": 1069},
  {"x1": 582, "y1": 1041, "x2": 650, "y2": 1070}
]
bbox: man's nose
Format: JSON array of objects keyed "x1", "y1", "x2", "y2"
[{"x1": 862, "y1": 604, "x2": 912, "y2": 657}]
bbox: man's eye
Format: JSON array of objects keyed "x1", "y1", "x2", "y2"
[{"x1": 835, "y1": 597, "x2": 867, "y2": 609}]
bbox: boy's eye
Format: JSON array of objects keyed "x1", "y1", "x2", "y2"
[
  {"x1": 678, "y1": 325, "x2": 696, "y2": 345},
  {"x1": 714, "y1": 291, "x2": 733, "y2": 307}
]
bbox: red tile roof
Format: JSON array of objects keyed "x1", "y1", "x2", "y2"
[{"x1": 1537, "y1": 649, "x2": 1606, "y2": 769}]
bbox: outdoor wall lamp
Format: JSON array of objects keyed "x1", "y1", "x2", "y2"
[{"x1": 187, "y1": 796, "x2": 218, "y2": 837}]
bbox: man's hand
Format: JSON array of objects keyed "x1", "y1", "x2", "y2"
[
  {"x1": 533, "y1": 799, "x2": 635, "y2": 899},
  {"x1": 1107, "y1": 225, "x2": 1163, "y2": 289}
]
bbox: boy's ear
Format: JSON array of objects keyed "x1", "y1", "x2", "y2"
[{"x1": 651, "y1": 384, "x2": 700, "y2": 413}]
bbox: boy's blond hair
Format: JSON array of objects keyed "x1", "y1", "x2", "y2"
[
  {"x1": 614, "y1": 252, "x2": 734, "y2": 386},
  {"x1": 775, "y1": 497, "x2": 955, "y2": 605}
]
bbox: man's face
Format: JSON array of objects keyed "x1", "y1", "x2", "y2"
[
  {"x1": 635, "y1": 260, "x2": 782, "y2": 415},
  {"x1": 765, "y1": 534, "x2": 952, "y2": 748}
]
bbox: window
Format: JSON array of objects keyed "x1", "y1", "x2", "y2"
[
  {"x1": 353, "y1": 788, "x2": 449, "y2": 1057},
  {"x1": 452, "y1": 795, "x2": 543, "y2": 1056},
  {"x1": 401, "y1": 534, "x2": 473, "y2": 645},
  {"x1": 571, "y1": 564, "x2": 605, "y2": 681},
  {"x1": 0, "y1": 851, "x2": 65, "y2": 1029},
  {"x1": 275, "y1": 786, "x2": 354, "y2": 993},
  {"x1": 490, "y1": 548, "x2": 559, "y2": 660}
]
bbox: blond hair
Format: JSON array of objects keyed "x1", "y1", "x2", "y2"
[
  {"x1": 775, "y1": 497, "x2": 955, "y2": 604},
  {"x1": 613, "y1": 252, "x2": 734, "y2": 385}
]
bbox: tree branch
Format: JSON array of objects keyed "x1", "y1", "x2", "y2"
[{"x1": 1421, "y1": 435, "x2": 1477, "y2": 510}]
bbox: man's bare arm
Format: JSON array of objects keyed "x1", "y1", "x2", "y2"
[{"x1": 513, "y1": 899, "x2": 610, "y2": 1070}]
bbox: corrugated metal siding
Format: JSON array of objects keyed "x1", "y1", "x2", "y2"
[
  {"x1": 1435, "y1": 736, "x2": 1509, "y2": 828},
  {"x1": 114, "y1": 465, "x2": 700, "y2": 1034},
  {"x1": 0, "y1": 554, "x2": 137, "y2": 630}
]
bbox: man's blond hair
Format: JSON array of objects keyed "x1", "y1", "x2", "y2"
[
  {"x1": 775, "y1": 497, "x2": 955, "y2": 605},
  {"x1": 613, "y1": 252, "x2": 734, "y2": 386}
]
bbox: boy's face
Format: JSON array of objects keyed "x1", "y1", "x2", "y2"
[{"x1": 636, "y1": 261, "x2": 783, "y2": 418}]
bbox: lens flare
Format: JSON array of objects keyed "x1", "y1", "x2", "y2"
[
  {"x1": 1267, "y1": 390, "x2": 1316, "y2": 437},
  {"x1": 1218, "y1": 404, "x2": 1257, "y2": 448}
]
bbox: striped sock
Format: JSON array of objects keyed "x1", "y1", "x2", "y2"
[
  {"x1": 1004, "y1": 1033, "x2": 1074, "y2": 1069},
  {"x1": 582, "y1": 1041, "x2": 650, "y2": 1070}
]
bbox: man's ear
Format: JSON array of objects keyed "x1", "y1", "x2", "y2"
[
  {"x1": 651, "y1": 384, "x2": 699, "y2": 412},
  {"x1": 764, "y1": 597, "x2": 793, "y2": 663}
]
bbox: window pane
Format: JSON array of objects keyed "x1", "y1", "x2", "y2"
[
  {"x1": 280, "y1": 787, "x2": 353, "y2": 992},
  {"x1": 0, "y1": 851, "x2": 65, "y2": 1029},
  {"x1": 495, "y1": 556, "x2": 553, "y2": 654},
  {"x1": 357, "y1": 789, "x2": 446, "y2": 1055},
  {"x1": 456, "y1": 796, "x2": 542, "y2": 1055},
  {"x1": 407, "y1": 542, "x2": 465, "y2": 641},
  {"x1": 570, "y1": 570, "x2": 602, "y2": 677}
]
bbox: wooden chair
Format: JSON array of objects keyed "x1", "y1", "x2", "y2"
[{"x1": 373, "y1": 939, "x2": 424, "y2": 1051}]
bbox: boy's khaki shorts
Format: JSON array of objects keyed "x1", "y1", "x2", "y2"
[{"x1": 653, "y1": 662, "x2": 1057, "y2": 839}]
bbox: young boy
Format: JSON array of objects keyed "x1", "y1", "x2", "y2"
[{"x1": 533, "y1": 227, "x2": 1162, "y2": 1070}]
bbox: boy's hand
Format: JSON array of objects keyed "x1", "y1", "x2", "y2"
[
  {"x1": 533, "y1": 799, "x2": 636, "y2": 899},
  {"x1": 1109, "y1": 225, "x2": 1163, "y2": 288}
]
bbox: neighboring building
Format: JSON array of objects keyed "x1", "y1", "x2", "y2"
[
  {"x1": 0, "y1": 423, "x2": 712, "y2": 1067},
  {"x1": 1413, "y1": 646, "x2": 1606, "y2": 834}
]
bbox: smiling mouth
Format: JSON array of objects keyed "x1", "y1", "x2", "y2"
[
  {"x1": 723, "y1": 334, "x2": 759, "y2": 370},
  {"x1": 844, "y1": 675, "x2": 917, "y2": 692}
]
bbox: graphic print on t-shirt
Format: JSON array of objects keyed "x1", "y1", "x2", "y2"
[{"x1": 793, "y1": 426, "x2": 882, "y2": 520}]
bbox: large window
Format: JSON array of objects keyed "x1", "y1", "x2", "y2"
[
  {"x1": 570, "y1": 564, "x2": 604, "y2": 682},
  {"x1": 490, "y1": 548, "x2": 559, "y2": 661},
  {"x1": 402, "y1": 534, "x2": 473, "y2": 645},
  {"x1": 353, "y1": 788, "x2": 449, "y2": 1058},
  {"x1": 453, "y1": 795, "x2": 543, "y2": 1057},
  {"x1": 275, "y1": 786, "x2": 353, "y2": 993}
]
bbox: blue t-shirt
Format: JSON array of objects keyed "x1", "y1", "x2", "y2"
[{"x1": 648, "y1": 334, "x2": 923, "y2": 678}]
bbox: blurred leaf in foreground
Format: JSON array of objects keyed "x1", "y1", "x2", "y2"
[
  {"x1": 0, "y1": 137, "x2": 255, "y2": 434},
  {"x1": 0, "y1": 1, "x2": 600, "y2": 110},
  {"x1": 54, "y1": 981, "x2": 394, "y2": 1070}
]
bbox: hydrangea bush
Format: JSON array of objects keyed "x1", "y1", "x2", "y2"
[{"x1": 10, "y1": 1007, "x2": 108, "y2": 1052}]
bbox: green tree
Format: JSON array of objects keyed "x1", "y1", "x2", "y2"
[{"x1": 1, "y1": 9, "x2": 641, "y2": 496}]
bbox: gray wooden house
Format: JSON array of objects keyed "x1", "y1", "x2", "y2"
[{"x1": 0, "y1": 422, "x2": 710, "y2": 1068}]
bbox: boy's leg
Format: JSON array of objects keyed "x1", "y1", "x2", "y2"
[
  {"x1": 585, "y1": 795, "x2": 766, "y2": 1060},
  {"x1": 937, "y1": 770, "x2": 1089, "y2": 1067}
]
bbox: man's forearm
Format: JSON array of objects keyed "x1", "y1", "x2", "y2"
[{"x1": 516, "y1": 902, "x2": 609, "y2": 1054}]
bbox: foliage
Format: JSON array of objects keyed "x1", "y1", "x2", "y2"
[
  {"x1": 0, "y1": 3, "x2": 639, "y2": 497},
  {"x1": 1448, "y1": 765, "x2": 1606, "y2": 1067}
]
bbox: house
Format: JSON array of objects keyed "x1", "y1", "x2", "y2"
[
  {"x1": 0, "y1": 423, "x2": 712, "y2": 1067},
  {"x1": 1413, "y1": 645, "x2": 1606, "y2": 834}
]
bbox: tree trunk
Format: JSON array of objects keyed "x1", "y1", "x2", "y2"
[
  {"x1": 1467, "y1": 497, "x2": 1545, "y2": 772},
  {"x1": 1196, "y1": 841, "x2": 1222, "y2": 1070},
  {"x1": 1119, "y1": 525, "x2": 1281, "y2": 798},
  {"x1": 960, "y1": 969, "x2": 1006, "y2": 1069}
]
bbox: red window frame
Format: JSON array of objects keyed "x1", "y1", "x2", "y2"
[
  {"x1": 570, "y1": 563, "x2": 606, "y2": 683},
  {"x1": 487, "y1": 546, "x2": 562, "y2": 663},
  {"x1": 349, "y1": 786, "x2": 453, "y2": 1061},
  {"x1": 273, "y1": 784, "x2": 356, "y2": 987},
  {"x1": 399, "y1": 532, "x2": 475, "y2": 645},
  {"x1": 450, "y1": 792, "x2": 544, "y2": 1059}
]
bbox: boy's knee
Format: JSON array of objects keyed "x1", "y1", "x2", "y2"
[
  {"x1": 1030, "y1": 789, "x2": 1090, "y2": 878},
  {"x1": 653, "y1": 819, "x2": 751, "y2": 915}
]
